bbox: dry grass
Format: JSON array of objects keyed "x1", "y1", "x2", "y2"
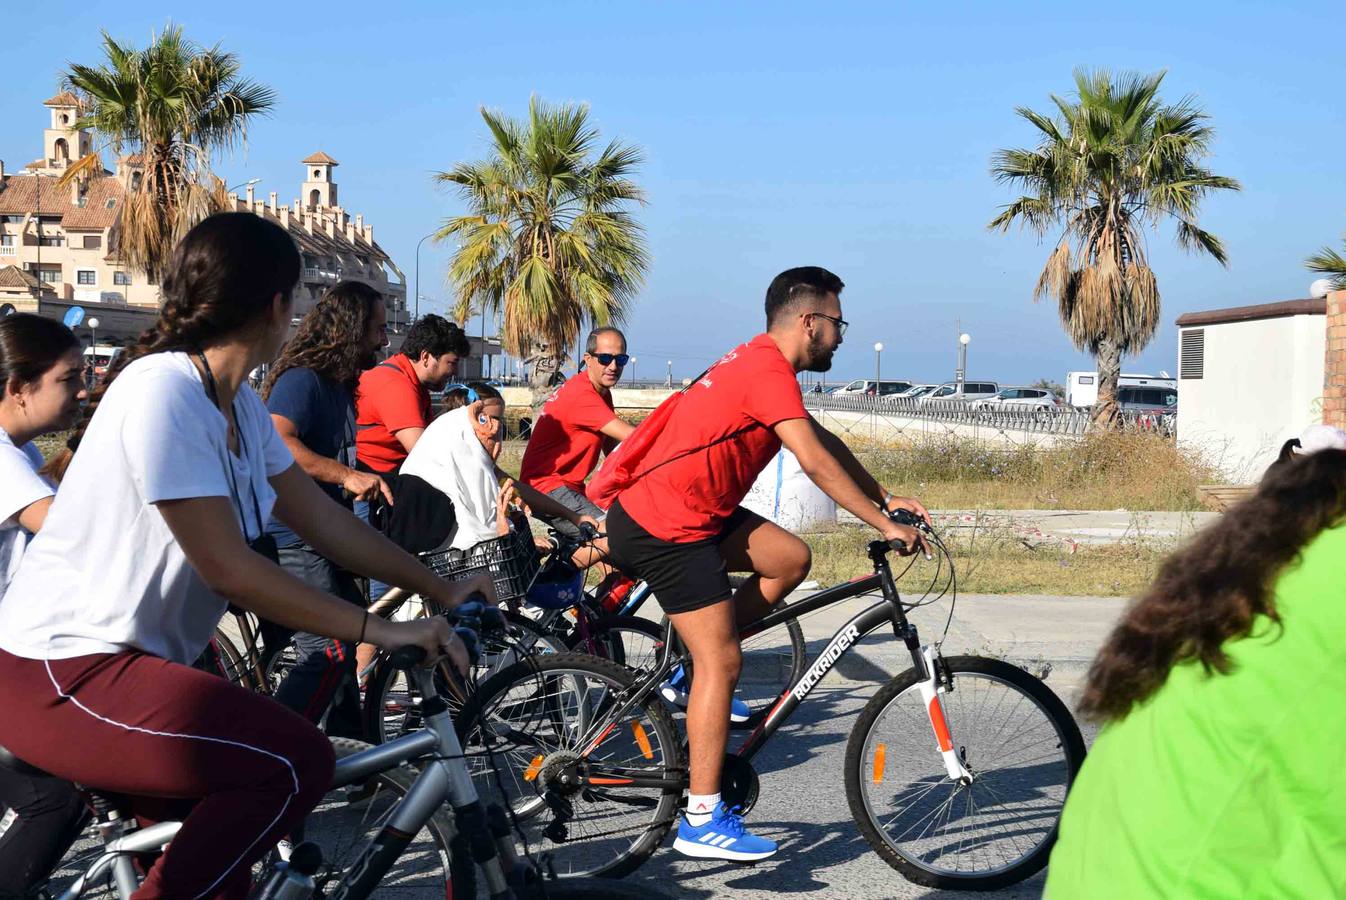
[
  {"x1": 804, "y1": 523, "x2": 1165, "y2": 597},
  {"x1": 853, "y1": 432, "x2": 1216, "y2": 511}
]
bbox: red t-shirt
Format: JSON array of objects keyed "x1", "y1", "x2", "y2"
[
  {"x1": 520, "y1": 372, "x2": 618, "y2": 494},
  {"x1": 355, "y1": 353, "x2": 431, "y2": 474},
  {"x1": 618, "y1": 333, "x2": 808, "y2": 542}
]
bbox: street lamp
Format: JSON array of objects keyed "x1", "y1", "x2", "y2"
[
  {"x1": 629, "y1": 356, "x2": 637, "y2": 386},
  {"x1": 666, "y1": 360, "x2": 672, "y2": 389},
  {"x1": 874, "y1": 342, "x2": 884, "y2": 390},
  {"x1": 228, "y1": 177, "x2": 261, "y2": 194},
  {"x1": 87, "y1": 317, "x2": 100, "y2": 389},
  {"x1": 413, "y1": 231, "x2": 438, "y2": 324},
  {"x1": 957, "y1": 333, "x2": 970, "y2": 389}
]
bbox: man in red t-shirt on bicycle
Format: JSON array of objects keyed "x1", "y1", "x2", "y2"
[
  {"x1": 605, "y1": 266, "x2": 930, "y2": 862},
  {"x1": 520, "y1": 327, "x2": 634, "y2": 566}
]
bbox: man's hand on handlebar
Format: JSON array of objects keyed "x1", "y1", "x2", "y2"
[
  {"x1": 574, "y1": 515, "x2": 602, "y2": 541},
  {"x1": 882, "y1": 494, "x2": 932, "y2": 527},
  {"x1": 880, "y1": 516, "x2": 933, "y2": 559}
]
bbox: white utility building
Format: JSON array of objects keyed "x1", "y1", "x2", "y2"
[{"x1": 1175, "y1": 298, "x2": 1326, "y2": 483}]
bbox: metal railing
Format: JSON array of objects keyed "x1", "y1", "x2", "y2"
[{"x1": 803, "y1": 393, "x2": 1175, "y2": 438}]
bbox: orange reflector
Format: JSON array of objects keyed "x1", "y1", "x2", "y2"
[
  {"x1": 872, "y1": 742, "x2": 886, "y2": 784},
  {"x1": 523, "y1": 755, "x2": 545, "y2": 782},
  {"x1": 928, "y1": 696, "x2": 954, "y2": 752},
  {"x1": 632, "y1": 721, "x2": 654, "y2": 760}
]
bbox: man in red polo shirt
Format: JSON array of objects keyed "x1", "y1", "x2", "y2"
[
  {"x1": 521, "y1": 327, "x2": 634, "y2": 555},
  {"x1": 605, "y1": 266, "x2": 930, "y2": 862},
  {"x1": 355, "y1": 314, "x2": 470, "y2": 599},
  {"x1": 356, "y1": 314, "x2": 471, "y2": 476}
]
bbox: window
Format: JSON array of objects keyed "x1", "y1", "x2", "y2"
[
  {"x1": 1180, "y1": 329, "x2": 1204, "y2": 379},
  {"x1": 1078, "y1": 375, "x2": 1095, "y2": 385},
  {"x1": 39, "y1": 236, "x2": 63, "y2": 247},
  {"x1": 0, "y1": 215, "x2": 23, "y2": 224},
  {"x1": 0, "y1": 235, "x2": 12, "y2": 247},
  {"x1": 113, "y1": 271, "x2": 131, "y2": 286},
  {"x1": 970, "y1": 383, "x2": 996, "y2": 394},
  {"x1": 76, "y1": 270, "x2": 96, "y2": 285},
  {"x1": 313, "y1": 170, "x2": 321, "y2": 179},
  {"x1": 84, "y1": 235, "x2": 102, "y2": 250},
  {"x1": 38, "y1": 270, "x2": 60, "y2": 284},
  {"x1": 933, "y1": 386, "x2": 955, "y2": 398}
]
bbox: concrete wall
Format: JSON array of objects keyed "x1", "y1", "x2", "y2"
[
  {"x1": 1324, "y1": 290, "x2": 1346, "y2": 429},
  {"x1": 1177, "y1": 312, "x2": 1325, "y2": 482}
]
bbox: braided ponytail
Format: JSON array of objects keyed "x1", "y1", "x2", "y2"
[{"x1": 42, "y1": 212, "x2": 300, "y2": 481}]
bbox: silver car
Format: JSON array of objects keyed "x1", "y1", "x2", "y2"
[{"x1": 972, "y1": 387, "x2": 1061, "y2": 411}]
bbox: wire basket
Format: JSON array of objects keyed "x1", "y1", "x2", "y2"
[{"x1": 421, "y1": 527, "x2": 540, "y2": 604}]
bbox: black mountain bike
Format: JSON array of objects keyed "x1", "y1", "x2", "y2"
[{"x1": 453, "y1": 510, "x2": 1086, "y2": 890}]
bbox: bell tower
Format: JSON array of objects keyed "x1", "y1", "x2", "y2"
[
  {"x1": 301, "y1": 151, "x2": 339, "y2": 209},
  {"x1": 43, "y1": 92, "x2": 90, "y2": 171}
]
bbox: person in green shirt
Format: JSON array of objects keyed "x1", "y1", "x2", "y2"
[{"x1": 1046, "y1": 447, "x2": 1346, "y2": 898}]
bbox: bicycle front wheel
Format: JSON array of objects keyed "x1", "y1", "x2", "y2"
[
  {"x1": 845, "y1": 655, "x2": 1085, "y2": 891},
  {"x1": 280, "y1": 737, "x2": 464, "y2": 896}
]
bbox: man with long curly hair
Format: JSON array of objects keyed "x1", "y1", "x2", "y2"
[{"x1": 259, "y1": 281, "x2": 389, "y2": 733}]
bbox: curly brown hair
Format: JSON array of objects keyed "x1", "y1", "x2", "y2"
[
  {"x1": 42, "y1": 213, "x2": 299, "y2": 481},
  {"x1": 262, "y1": 281, "x2": 384, "y2": 399},
  {"x1": 1080, "y1": 448, "x2": 1346, "y2": 722}
]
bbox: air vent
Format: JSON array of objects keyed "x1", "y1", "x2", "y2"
[{"x1": 1180, "y1": 329, "x2": 1204, "y2": 379}]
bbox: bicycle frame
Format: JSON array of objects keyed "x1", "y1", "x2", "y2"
[
  {"x1": 549, "y1": 539, "x2": 973, "y2": 790},
  {"x1": 58, "y1": 667, "x2": 514, "y2": 900}
]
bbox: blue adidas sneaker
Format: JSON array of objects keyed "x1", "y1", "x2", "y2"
[
  {"x1": 672, "y1": 804, "x2": 778, "y2": 862},
  {"x1": 659, "y1": 665, "x2": 752, "y2": 723}
]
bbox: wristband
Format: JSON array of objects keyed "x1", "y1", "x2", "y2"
[
  {"x1": 358, "y1": 610, "x2": 369, "y2": 644},
  {"x1": 882, "y1": 490, "x2": 895, "y2": 507}
]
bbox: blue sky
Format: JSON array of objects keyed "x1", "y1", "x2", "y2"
[{"x1": 4, "y1": 1, "x2": 1343, "y2": 383}]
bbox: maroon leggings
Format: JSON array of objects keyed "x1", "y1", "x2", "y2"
[{"x1": 0, "y1": 648, "x2": 334, "y2": 899}]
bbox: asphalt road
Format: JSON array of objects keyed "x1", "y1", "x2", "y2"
[{"x1": 50, "y1": 592, "x2": 1122, "y2": 899}]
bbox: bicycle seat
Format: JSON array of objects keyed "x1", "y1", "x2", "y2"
[{"x1": 0, "y1": 742, "x2": 55, "y2": 778}]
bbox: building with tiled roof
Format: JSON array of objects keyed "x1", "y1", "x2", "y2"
[{"x1": 1, "y1": 94, "x2": 409, "y2": 344}]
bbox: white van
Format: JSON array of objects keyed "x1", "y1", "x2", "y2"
[
  {"x1": 1066, "y1": 371, "x2": 1175, "y2": 409},
  {"x1": 918, "y1": 381, "x2": 1000, "y2": 404},
  {"x1": 83, "y1": 345, "x2": 122, "y2": 378}
]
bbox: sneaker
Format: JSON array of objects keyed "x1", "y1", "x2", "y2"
[
  {"x1": 673, "y1": 804, "x2": 777, "y2": 862},
  {"x1": 658, "y1": 666, "x2": 752, "y2": 723}
]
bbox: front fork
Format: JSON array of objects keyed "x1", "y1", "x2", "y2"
[{"x1": 914, "y1": 645, "x2": 974, "y2": 784}]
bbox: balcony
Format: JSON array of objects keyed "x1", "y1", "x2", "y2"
[{"x1": 0, "y1": 246, "x2": 15, "y2": 257}]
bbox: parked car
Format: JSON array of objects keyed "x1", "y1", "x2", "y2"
[
  {"x1": 893, "y1": 384, "x2": 938, "y2": 400},
  {"x1": 917, "y1": 381, "x2": 1000, "y2": 404},
  {"x1": 835, "y1": 379, "x2": 914, "y2": 397},
  {"x1": 1118, "y1": 385, "x2": 1177, "y2": 415},
  {"x1": 972, "y1": 387, "x2": 1061, "y2": 411},
  {"x1": 83, "y1": 346, "x2": 122, "y2": 379},
  {"x1": 1066, "y1": 371, "x2": 1175, "y2": 409}
]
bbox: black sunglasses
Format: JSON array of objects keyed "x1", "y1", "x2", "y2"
[{"x1": 589, "y1": 353, "x2": 630, "y2": 367}]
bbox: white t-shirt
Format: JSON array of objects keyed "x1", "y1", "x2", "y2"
[
  {"x1": 0, "y1": 352, "x2": 294, "y2": 664},
  {"x1": 400, "y1": 406, "x2": 501, "y2": 551},
  {"x1": 0, "y1": 427, "x2": 55, "y2": 601}
]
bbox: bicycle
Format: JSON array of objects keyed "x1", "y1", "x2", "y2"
[
  {"x1": 25, "y1": 624, "x2": 668, "y2": 900},
  {"x1": 453, "y1": 510, "x2": 1087, "y2": 890}
]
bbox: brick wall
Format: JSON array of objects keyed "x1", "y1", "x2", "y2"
[{"x1": 1326, "y1": 290, "x2": 1346, "y2": 428}]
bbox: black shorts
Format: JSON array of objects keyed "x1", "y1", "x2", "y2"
[{"x1": 605, "y1": 500, "x2": 753, "y2": 615}]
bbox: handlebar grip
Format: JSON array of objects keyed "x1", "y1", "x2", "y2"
[
  {"x1": 389, "y1": 645, "x2": 427, "y2": 671},
  {"x1": 888, "y1": 537, "x2": 909, "y2": 553},
  {"x1": 577, "y1": 521, "x2": 600, "y2": 541}
]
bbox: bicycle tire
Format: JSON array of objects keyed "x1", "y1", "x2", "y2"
[
  {"x1": 204, "y1": 629, "x2": 248, "y2": 686},
  {"x1": 456, "y1": 652, "x2": 685, "y2": 879},
  {"x1": 565, "y1": 615, "x2": 664, "y2": 673},
  {"x1": 362, "y1": 612, "x2": 564, "y2": 743},
  {"x1": 844, "y1": 655, "x2": 1086, "y2": 891}
]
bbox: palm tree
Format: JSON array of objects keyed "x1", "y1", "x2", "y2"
[
  {"x1": 434, "y1": 97, "x2": 649, "y2": 404},
  {"x1": 1307, "y1": 235, "x2": 1346, "y2": 291},
  {"x1": 989, "y1": 69, "x2": 1240, "y2": 427},
  {"x1": 58, "y1": 27, "x2": 275, "y2": 282}
]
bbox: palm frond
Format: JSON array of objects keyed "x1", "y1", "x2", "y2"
[{"x1": 1306, "y1": 243, "x2": 1346, "y2": 290}]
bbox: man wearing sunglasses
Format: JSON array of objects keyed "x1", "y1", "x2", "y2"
[{"x1": 520, "y1": 327, "x2": 635, "y2": 557}]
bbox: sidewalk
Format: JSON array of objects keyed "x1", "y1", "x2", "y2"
[{"x1": 838, "y1": 507, "x2": 1217, "y2": 547}]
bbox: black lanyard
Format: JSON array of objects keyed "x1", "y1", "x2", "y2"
[{"x1": 196, "y1": 351, "x2": 265, "y2": 539}]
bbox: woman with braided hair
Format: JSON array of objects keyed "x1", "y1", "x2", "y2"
[
  {"x1": 0, "y1": 212, "x2": 493, "y2": 898},
  {"x1": 1046, "y1": 446, "x2": 1346, "y2": 898}
]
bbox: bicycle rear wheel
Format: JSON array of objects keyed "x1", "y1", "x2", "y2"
[
  {"x1": 845, "y1": 655, "x2": 1085, "y2": 890},
  {"x1": 456, "y1": 652, "x2": 684, "y2": 879},
  {"x1": 566, "y1": 614, "x2": 664, "y2": 674}
]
